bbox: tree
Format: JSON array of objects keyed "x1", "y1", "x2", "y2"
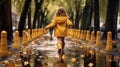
[
  {"x1": 102, "y1": 0, "x2": 119, "y2": 39},
  {"x1": 18, "y1": 0, "x2": 31, "y2": 37},
  {"x1": 74, "y1": 0, "x2": 82, "y2": 29},
  {"x1": 38, "y1": 5, "x2": 49, "y2": 28},
  {"x1": 80, "y1": 0, "x2": 93, "y2": 30},
  {"x1": 93, "y1": 0, "x2": 100, "y2": 36},
  {"x1": 28, "y1": 8, "x2": 32, "y2": 29},
  {"x1": 65, "y1": 0, "x2": 75, "y2": 28},
  {"x1": 32, "y1": 0, "x2": 44, "y2": 29},
  {"x1": 0, "y1": 0, "x2": 13, "y2": 44}
]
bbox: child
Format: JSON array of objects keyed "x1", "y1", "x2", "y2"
[{"x1": 45, "y1": 7, "x2": 72, "y2": 56}]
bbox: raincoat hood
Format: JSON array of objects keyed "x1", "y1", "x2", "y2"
[{"x1": 55, "y1": 16, "x2": 67, "y2": 23}]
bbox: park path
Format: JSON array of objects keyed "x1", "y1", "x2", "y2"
[{"x1": 30, "y1": 33, "x2": 84, "y2": 67}]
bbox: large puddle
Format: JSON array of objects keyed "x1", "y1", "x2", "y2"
[{"x1": 31, "y1": 34, "x2": 120, "y2": 67}]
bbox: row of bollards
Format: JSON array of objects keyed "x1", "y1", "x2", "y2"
[
  {"x1": 0, "y1": 29, "x2": 49, "y2": 67},
  {"x1": 0, "y1": 28, "x2": 117, "y2": 67},
  {"x1": 13, "y1": 29, "x2": 48, "y2": 49},
  {"x1": 67, "y1": 29, "x2": 118, "y2": 67},
  {"x1": 68, "y1": 29, "x2": 113, "y2": 51}
]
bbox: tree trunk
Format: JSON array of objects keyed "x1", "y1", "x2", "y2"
[
  {"x1": 0, "y1": 0, "x2": 13, "y2": 44},
  {"x1": 74, "y1": 0, "x2": 81, "y2": 29},
  {"x1": 39, "y1": 10, "x2": 42, "y2": 28},
  {"x1": 102, "y1": 0, "x2": 119, "y2": 39},
  {"x1": 75, "y1": 9, "x2": 81, "y2": 29},
  {"x1": 32, "y1": 6, "x2": 39, "y2": 29},
  {"x1": 18, "y1": 0, "x2": 31, "y2": 37},
  {"x1": 40, "y1": 10, "x2": 45, "y2": 28},
  {"x1": 41, "y1": 7, "x2": 48, "y2": 28},
  {"x1": 94, "y1": 0, "x2": 100, "y2": 36},
  {"x1": 80, "y1": 0, "x2": 93, "y2": 30},
  {"x1": 32, "y1": 0, "x2": 44, "y2": 29},
  {"x1": 70, "y1": 11, "x2": 74, "y2": 25},
  {"x1": 28, "y1": 9, "x2": 31, "y2": 29},
  {"x1": 37, "y1": 11, "x2": 40, "y2": 28}
]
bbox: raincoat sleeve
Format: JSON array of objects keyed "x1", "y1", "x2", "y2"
[
  {"x1": 45, "y1": 19, "x2": 56, "y2": 29},
  {"x1": 66, "y1": 19, "x2": 73, "y2": 26}
]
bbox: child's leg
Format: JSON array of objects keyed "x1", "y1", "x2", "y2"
[
  {"x1": 57, "y1": 37, "x2": 65, "y2": 48},
  {"x1": 57, "y1": 37, "x2": 62, "y2": 55},
  {"x1": 61, "y1": 37, "x2": 65, "y2": 50},
  {"x1": 57, "y1": 37, "x2": 65, "y2": 62},
  {"x1": 57, "y1": 37, "x2": 65, "y2": 55},
  {"x1": 57, "y1": 37, "x2": 62, "y2": 44}
]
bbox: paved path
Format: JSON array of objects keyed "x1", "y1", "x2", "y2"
[
  {"x1": 29, "y1": 33, "x2": 120, "y2": 67},
  {"x1": 30, "y1": 33, "x2": 84, "y2": 67}
]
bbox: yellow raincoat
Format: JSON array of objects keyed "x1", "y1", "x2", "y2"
[{"x1": 45, "y1": 16, "x2": 72, "y2": 37}]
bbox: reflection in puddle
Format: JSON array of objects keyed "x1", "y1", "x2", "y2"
[{"x1": 30, "y1": 36, "x2": 120, "y2": 67}]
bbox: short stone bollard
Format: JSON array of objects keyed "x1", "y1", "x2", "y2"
[
  {"x1": 105, "y1": 31, "x2": 112, "y2": 51},
  {"x1": 90, "y1": 31, "x2": 95, "y2": 44},
  {"x1": 96, "y1": 31, "x2": 101, "y2": 47},
  {"x1": 86, "y1": 30, "x2": 90, "y2": 41},
  {"x1": 80, "y1": 30, "x2": 83, "y2": 39},
  {"x1": 83, "y1": 30, "x2": 87, "y2": 40},
  {"x1": 13, "y1": 31, "x2": 20, "y2": 49},
  {"x1": 0, "y1": 31, "x2": 9, "y2": 57},
  {"x1": 22, "y1": 30, "x2": 27, "y2": 46},
  {"x1": 32, "y1": 29, "x2": 34, "y2": 39},
  {"x1": 27, "y1": 29, "x2": 31, "y2": 41}
]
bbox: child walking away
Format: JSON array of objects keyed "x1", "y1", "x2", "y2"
[{"x1": 45, "y1": 7, "x2": 73, "y2": 62}]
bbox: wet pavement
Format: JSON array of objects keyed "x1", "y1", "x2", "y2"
[
  {"x1": 29, "y1": 33, "x2": 84, "y2": 67},
  {"x1": 29, "y1": 33, "x2": 120, "y2": 67}
]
